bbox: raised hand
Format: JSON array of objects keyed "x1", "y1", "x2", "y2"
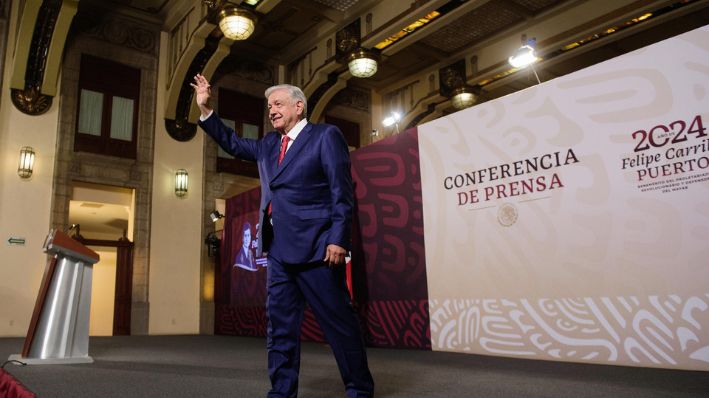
[{"x1": 190, "y1": 73, "x2": 213, "y2": 116}]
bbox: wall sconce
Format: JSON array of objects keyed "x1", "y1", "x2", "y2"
[
  {"x1": 18, "y1": 146, "x2": 35, "y2": 179},
  {"x1": 218, "y1": 5, "x2": 257, "y2": 40},
  {"x1": 175, "y1": 169, "x2": 188, "y2": 197},
  {"x1": 348, "y1": 48, "x2": 378, "y2": 78}
]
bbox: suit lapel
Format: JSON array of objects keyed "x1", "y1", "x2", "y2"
[{"x1": 270, "y1": 123, "x2": 315, "y2": 182}]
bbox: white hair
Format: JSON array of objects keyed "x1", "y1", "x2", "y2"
[{"x1": 265, "y1": 84, "x2": 308, "y2": 117}]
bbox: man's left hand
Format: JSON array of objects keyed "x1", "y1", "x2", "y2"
[{"x1": 324, "y1": 244, "x2": 347, "y2": 268}]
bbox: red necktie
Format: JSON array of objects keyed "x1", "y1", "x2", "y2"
[
  {"x1": 269, "y1": 135, "x2": 290, "y2": 215},
  {"x1": 278, "y1": 135, "x2": 290, "y2": 165}
]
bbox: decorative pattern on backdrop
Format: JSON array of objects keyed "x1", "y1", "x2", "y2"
[
  {"x1": 429, "y1": 294, "x2": 709, "y2": 367},
  {"x1": 351, "y1": 128, "x2": 431, "y2": 349}
]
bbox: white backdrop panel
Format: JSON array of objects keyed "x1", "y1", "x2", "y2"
[{"x1": 419, "y1": 25, "x2": 709, "y2": 370}]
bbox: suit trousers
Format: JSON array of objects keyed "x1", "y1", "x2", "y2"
[{"x1": 266, "y1": 255, "x2": 374, "y2": 398}]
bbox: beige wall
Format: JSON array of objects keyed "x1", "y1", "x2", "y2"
[
  {"x1": 53, "y1": 10, "x2": 160, "y2": 335},
  {"x1": 147, "y1": 32, "x2": 203, "y2": 334},
  {"x1": 0, "y1": 0, "x2": 60, "y2": 337},
  {"x1": 0, "y1": 6, "x2": 204, "y2": 337}
]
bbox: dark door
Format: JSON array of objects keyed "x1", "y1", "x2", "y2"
[{"x1": 78, "y1": 237, "x2": 134, "y2": 335}]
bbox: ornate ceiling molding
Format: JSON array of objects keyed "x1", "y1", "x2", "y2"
[
  {"x1": 73, "y1": 16, "x2": 158, "y2": 55},
  {"x1": 10, "y1": 0, "x2": 78, "y2": 115},
  {"x1": 164, "y1": 20, "x2": 233, "y2": 142},
  {"x1": 331, "y1": 86, "x2": 371, "y2": 112}
]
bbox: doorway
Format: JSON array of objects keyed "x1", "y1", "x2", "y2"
[{"x1": 68, "y1": 181, "x2": 135, "y2": 335}]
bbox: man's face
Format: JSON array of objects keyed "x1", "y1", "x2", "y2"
[
  {"x1": 243, "y1": 228, "x2": 251, "y2": 248},
  {"x1": 267, "y1": 89, "x2": 303, "y2": 133}
]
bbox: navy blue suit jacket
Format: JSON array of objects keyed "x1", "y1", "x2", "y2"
[{"x1": 199, "y1": 113, "x2": 354, "y2": 265}]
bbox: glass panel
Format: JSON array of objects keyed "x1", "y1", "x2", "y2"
[
  {"x1": 110, "y1": 96, "x2": 134, "y2": 141},
  {"x1": 243, "y1": 123, "x2": 259, "y2": 140},
  {"x1": 78, "y1": 89, "x2": 103, "y2": 136},
  {"x1": 218, "y1": 119, "x2": 236, "y2": 159}
]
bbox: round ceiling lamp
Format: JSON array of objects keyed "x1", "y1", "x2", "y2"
[
  {"x1": 451, "y1": 86, "x2": 476, "y2": 110},
  {"x1": 348, "y1": 49, "x2": 378, "y2": 78},
  {"x1": 218, "y1": 5, "x2": 257, "y2": 41}
]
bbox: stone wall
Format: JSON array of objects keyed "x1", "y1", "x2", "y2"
[{"x1": 51, "y1": 9, "x2": 160, "y2": 335}]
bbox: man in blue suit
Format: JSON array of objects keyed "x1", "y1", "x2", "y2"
[{"x1": 192, "y1": 74, "x2": 374, "y2": 398}]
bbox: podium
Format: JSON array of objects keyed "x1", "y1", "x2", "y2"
[{"x1": 9, "y1": 230, "x2": 100, "y2": 364}]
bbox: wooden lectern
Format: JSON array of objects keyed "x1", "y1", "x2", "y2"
[{"x1": 9, "y1": 230, "x2": 100, "y2": 364}]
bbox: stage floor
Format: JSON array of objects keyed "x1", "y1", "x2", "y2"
[{"x1": 1, "y1": 335, "x2": 707, "y2": 397}]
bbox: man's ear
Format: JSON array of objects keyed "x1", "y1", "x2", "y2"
[{"x1": 296, "y1": 100, "x2": 304, "y2": 117}]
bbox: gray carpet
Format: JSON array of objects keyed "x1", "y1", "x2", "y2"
[{"x1": 1, "y1": 335, "x2": 708, "y2": 397}]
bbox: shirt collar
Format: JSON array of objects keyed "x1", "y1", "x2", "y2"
[{"x1": 284, "y1": 118, "x2": 308, "y2": 141}]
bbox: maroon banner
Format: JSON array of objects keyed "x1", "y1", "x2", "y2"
[
  {"x1": 350, "y1": 128, "x2": 430, "y2": 349},
  {"x1": 216, "y1": 127, "x2": 431, "y2": 349},
  {"x1": 0, "y1": 369, "x2": 36, "y2": 398},
  {"x1": 215, "y1": 188, "x2": 267, "y2": 336},
  {"x1": 215, "y1": 186, "x2": 326, "y2": 341}
]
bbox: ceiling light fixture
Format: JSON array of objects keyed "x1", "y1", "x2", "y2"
[
  {"x1": 348, "y1": 49, "x2": 378, "y2": 78},
  {"x1": 218, "y1": 5, "x2": 257, "y2": 41},
  {"x1": 451, "y1": 86, "x2": 476, "y2": 110},
  {"x1": 440, "y1": 62, "x2": 477, "y2": 110}
]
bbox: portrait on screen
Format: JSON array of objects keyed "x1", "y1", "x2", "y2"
[{"x1": 234, "y1": 221, "x2": 256, "y2": 271}]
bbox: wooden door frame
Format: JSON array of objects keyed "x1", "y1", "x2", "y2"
[{"x1": 77, "y1": 237, "x2": 134, "y2": 335}]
